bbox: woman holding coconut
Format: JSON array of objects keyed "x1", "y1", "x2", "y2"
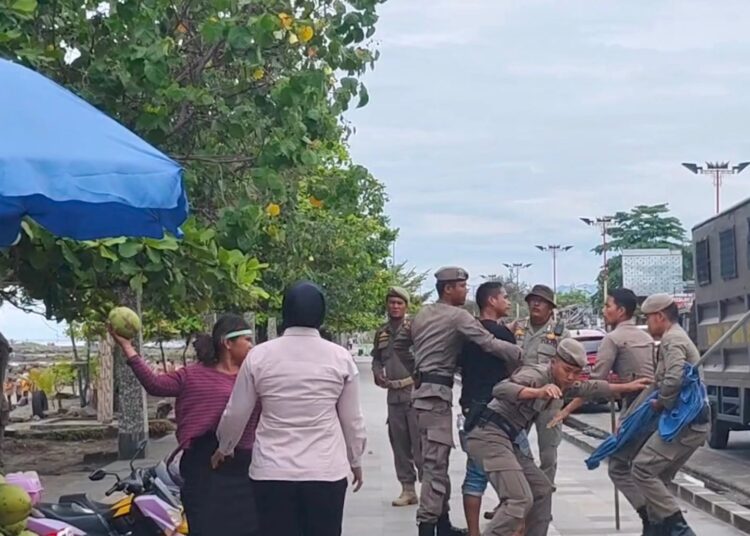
[{"x1": 109, "y1": 312, "x2": 260, "y2": 536}]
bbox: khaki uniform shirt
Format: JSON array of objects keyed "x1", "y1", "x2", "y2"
[
  {"x1": 371, "y1": 319, "x2": 414, "y2": 404},
  {"x1": 517, "y1": 318, "x2": 570, "y2": 366},
  {"x1": 655, "y1": 324, "x2": 702, "y2": 408},
  {"x1": 591, "y1": 319, "x2": 655, "y2": 387},
  {"x1": 627, "y1": 323, "x2": 702, "y2": 416},
  {"x1": 392, "y1": 301, "x2": 521, "y2": 404},
  {"x1": 488, "y1": 364, "x2": 613, "y2": 433}
]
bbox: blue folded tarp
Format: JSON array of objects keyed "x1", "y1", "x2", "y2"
[{"x1": 586, "y1": 364, "x2": 707, "y2": 470}]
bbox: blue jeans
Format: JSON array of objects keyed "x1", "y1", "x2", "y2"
[{"x1": 459, "y1": 429, "x2": 489, "y2": 497}]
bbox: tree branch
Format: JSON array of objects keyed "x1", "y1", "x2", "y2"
[
  {"x1": 172, "y1": 154, "x2": 256, "y2": 164},
  {"x1": 176, "y1": 41, "x2": 224, "y2": 84}
]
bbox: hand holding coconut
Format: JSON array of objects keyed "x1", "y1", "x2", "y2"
[{"x1": 107, "y1": 306, "x2": 142, "y2": 359}]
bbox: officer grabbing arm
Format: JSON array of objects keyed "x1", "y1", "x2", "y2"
[
  {"x1": 465, "y1": 339, "x2": 648, "y2": 536},
  {"x1": 406, "y1": 267, "x2": 521, "y2": 536},
  {"x1": 551, "y1": 287, "x2": 655, "y2": 425}
]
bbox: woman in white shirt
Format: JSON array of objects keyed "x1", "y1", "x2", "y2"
[{"x1": 213, "y1": 281, "x2": 367, "y2": 536}]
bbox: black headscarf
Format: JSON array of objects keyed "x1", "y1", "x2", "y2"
[{"x1": 281, "y1": 281, "x2": 326, "y2": 330}]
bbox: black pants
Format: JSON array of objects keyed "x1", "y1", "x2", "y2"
[
  {"x1": 254, "y1": 478, "x2": 348, "y2": 536},
  {"x1": 180, "y1": 434, "x2": 258, "y2": 536}
]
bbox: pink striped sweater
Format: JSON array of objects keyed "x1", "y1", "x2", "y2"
[{"x1": 127, "y1": 356, "x2": 260, "y2": 451}]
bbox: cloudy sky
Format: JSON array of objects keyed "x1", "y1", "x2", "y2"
[
  {"x1": 4, "y1": 0, "x2": 750, "y2": 341},
  {"x1": 347, "y1": 0, "x2": 750, "y2": 284}
]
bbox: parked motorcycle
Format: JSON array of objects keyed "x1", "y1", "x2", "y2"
[{"x1": 28, "y1": 441, "x2": 188, "y2": 536}]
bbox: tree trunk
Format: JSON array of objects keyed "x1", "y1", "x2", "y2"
[
  {"x1": 71, "y1": 331, "x2": 85, "y2": 406},
  {"x1": 115, "y1": 290, "x2": 148, "y2": 460},
  {"x1": 83, "y1": 340, "x2": 92, "y2": 408},
  {"x1": 243, "y1": 312, "x2": 256, "y2": 345},
  {"x1": 0, "y1": 332, "x2": 11, "y2": 469},
  {"x1": 97, "y1": 334, "x2": 114, "y2": 424},
  {"x1": 159, "y1": 341, "x2": 167, "y2": 373},
  {"x1": 181, "y1": 334, "x2": 191, "y2": 367},
  {"x1": 70, "y1": 330, "x2": 80, "y2": 361},
  {"x1": 267, "y1": 317, "x2": 278, "y2": 340}
]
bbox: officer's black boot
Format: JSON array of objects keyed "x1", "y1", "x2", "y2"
[
  {"x1": 662, "y1": 511, "x2": 696, "y2": 536},
  {"x1": 436, "y1": 514, "x2": 469, "y2": 536},
  {"x1": 637, "y1": 506, "x2": 658, "y2": 536},
  {"x1": 418, "y1": 522, "x2": 436, "y2": 536}
]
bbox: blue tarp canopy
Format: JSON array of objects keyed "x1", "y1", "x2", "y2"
[{"x1": 0, "y1": 58, "x2": 188, "y2": 246}]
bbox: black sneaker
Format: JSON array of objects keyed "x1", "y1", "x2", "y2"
[{"x1": 637, "y1": 506, "x2": 659, "y2": 536}]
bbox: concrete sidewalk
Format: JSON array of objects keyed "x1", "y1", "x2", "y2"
[
  {"x1": 37, "y1": 364, "x2": 745, "y2": 534},
  {"x1": 344, "y1": 364, "x2": 741, "y2": 535},
  {"x1": 568, "y1": 408, "x2": 750, "y2": 502}
]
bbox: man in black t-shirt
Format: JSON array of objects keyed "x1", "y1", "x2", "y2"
[{"x1": 458, "y1": 282, "x2": 517, "y2": 536}]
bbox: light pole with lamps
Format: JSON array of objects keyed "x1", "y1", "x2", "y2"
[
  {"x1": 503, "y1": 262, "x2": 532, "y2": 318},
  {"x1": 580, "y1": 216, "x2": 614, "y2": 299},
  {"x1": 534, "y1": 245, "x2": 573, "y2": 301},
  {"x1": 681, "y1": 161, "x2": 750, "y2": 215}
]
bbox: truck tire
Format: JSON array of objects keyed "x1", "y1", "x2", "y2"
[{"x1": 709, "y1": 418, "x2": 730, "y2": 449}]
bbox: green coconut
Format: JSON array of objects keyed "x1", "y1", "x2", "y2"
[
  {"x1": 0, "y1": 518, "x2": 26, "y2": 536},
  {"x1": 0, "y1": 485, "x2": 31, "y2": 527},
  {"x1": 108, "y1": 306, "x2": 142, "y2": 339}
]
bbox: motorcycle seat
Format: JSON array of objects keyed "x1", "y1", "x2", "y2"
[
  {"x1": 58, "y1": 493, "x2": 114, "y2": 514},
  {"x1": 35, "y1": 502, "x2": 111, "y2": 533}
]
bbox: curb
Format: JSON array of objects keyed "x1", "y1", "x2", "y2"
[
  {"x1": 565, "y1": 414, "x2": 750, "y2": 504},
  {"x1": 561, "y1": 425, "x2": 750, "y2": 534}
]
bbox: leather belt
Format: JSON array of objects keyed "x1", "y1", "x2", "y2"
[
  {"x1": 419, "y1": 372, "x2": 454, "y2": 388},
  {"x1": 479, "y1": 408, "x2": 520, "y2": 440}
]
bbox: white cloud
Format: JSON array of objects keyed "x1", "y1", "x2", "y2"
[
  {"x1": 590, "y1": 1, "x2": 750, "y2": 52},
  {"x1": 411, "y1": 213, "x2": 524, "y2": 237},
  {"x1": 375, "y1": 0, "x2": 516, "y2": 49},
  {"x1": 353, "y1": 126, "x2": 463, "y2": 147},
  {"x1": 505, "y1": 61, "x2": 644, "y2": 82},
  {"x1": 384, "y1": 32, "x2": 477, "y2": 50}
]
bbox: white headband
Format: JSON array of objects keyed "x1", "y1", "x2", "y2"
[{"x1": 223, "y1": 329, "x2": 253, "y2": 340}]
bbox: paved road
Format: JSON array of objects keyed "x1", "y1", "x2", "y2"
[
  {"x1": 37, "y1": 362, "x2": 744, "y2": 534},
  {"x1": 344, "y1": 362, "x2": 741, "y2": 534},
  {"x1": 571, "y1": 407, "x2": 750, "y2": 504}
]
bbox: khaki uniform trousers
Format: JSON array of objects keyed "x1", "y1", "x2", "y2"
[
  {"x1": 533, "y1": 401, "x2": 563, "y2": 483},
  {"x1": 631, "y1": 422, "x2": 709, "y2": 520},
  {"x1": 388, "y1": 401, "x2": 423, "y2": 484},
  {"x1": 415, "y1": 399, "x2": 453, "y2": 524},
  {"x1": 466, "y1": 425, "x2": 553, "y2": 536},
  {"x1": 607, "y1": 418, "x2": 657, "y2": 512}
]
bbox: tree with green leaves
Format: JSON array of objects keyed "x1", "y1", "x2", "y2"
[
  {"x1": 1, "y1": 0, "x2": 393, "y2": 456},
  {"x1": 0, "y1": 0, "x2": 391, "y2": 330},
  {"x1": 555, "y1": 289, "x2": 591, "y2": 309},
  {"x1": 592, "y1": 204, "x2": 691, "y2": 305},
  {"x1": 391, "y1": 262, "x2": 431, "y2": 310}
]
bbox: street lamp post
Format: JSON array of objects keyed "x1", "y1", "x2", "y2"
[
  {"x1": 682, "y1": 161, "x2": 750, "y2": 214},
  {"x1": 581, "y1": 216, "x2": 614, "y2": 300},
  {"x1": 503, "y1": 262, "x2": 532, "y2": 318},
  {"x1": 534, "y1": 245, "x2": 573, "y2": 301},
  {"x1": 580, "y1": 214, "x2": 618, "y2": 529}
]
